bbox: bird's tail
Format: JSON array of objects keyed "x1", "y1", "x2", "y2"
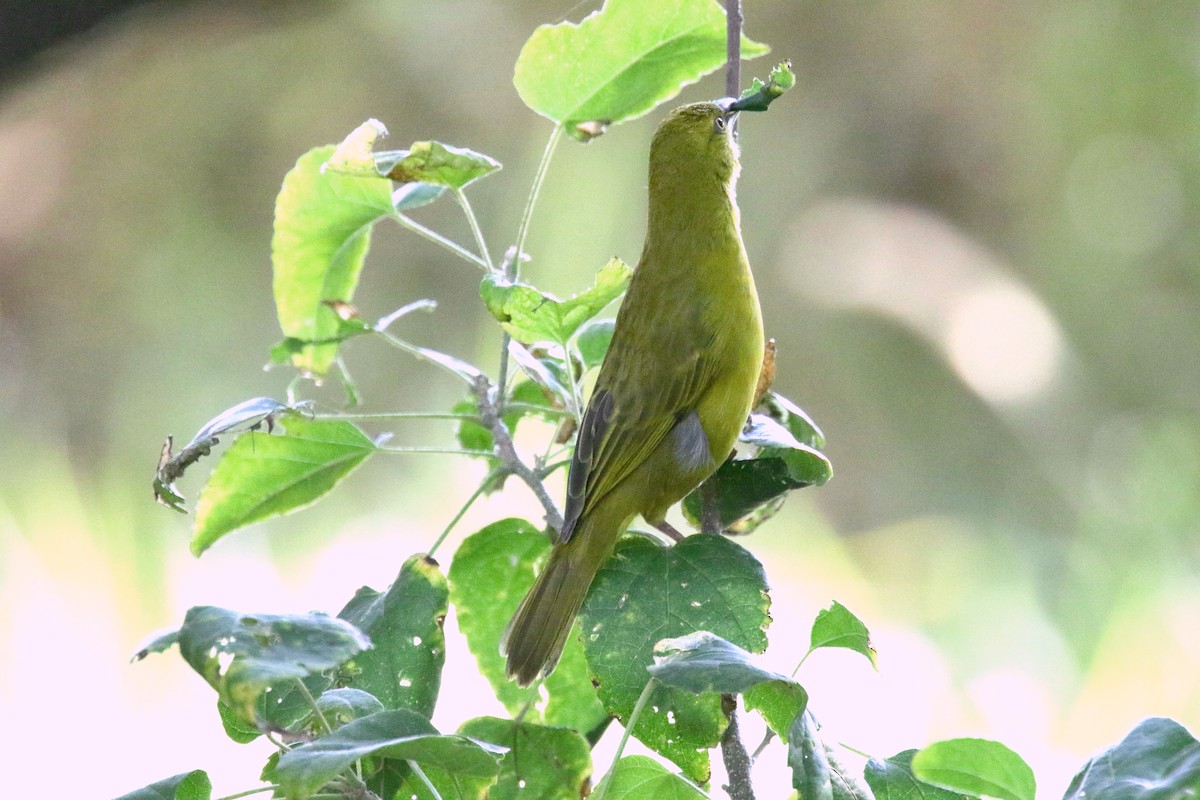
[
  {"x1": 503, "y1": 504, "x2": 631, "y2": 686},
  {"x1": 501, "y1": 535, "x2": 595, "y2": 686}
]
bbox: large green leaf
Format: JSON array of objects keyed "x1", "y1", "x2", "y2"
[
  {"x1": 459, "y1": 717, "x2": 593, "y2": 800},
  {"x1": 480, "y1": 257, "x2": 631, "y2": 345},
  {"x1": 272, "y1": 143, "x2": 393, "y2": 376},
  {"x1": 175, "y1": 606, "x2": 370, "y2": 726},
  {"x1": 865, "y1": 750, "x2": 976, "y2": 800},
  {"x1": 447, "y1": 519, "x2": 608, "y2": 733},
  {"x1": 191, "y1": 415, "x2": 377, "y2": 555},
  {"x1": 579, "y1": 534, "x2": 770, "y2": 782},
  {"x1": 594, "y1": 756, "x2": 708, "y2": 800},
  {"x1": 1062, "y1": 718, "x2": 1200, "y2": 800},
  {"x1": 809, "y1": 601, "x2": 878, "y2": 670},
  {"x1": 269, "y1": 709, "x2": 503, "y2": 800},
  {"x1": 514, "y1": 0, "x2": 768, "y2": 138},
  {"x1": 912, "y1": 738, "x2": 1035, "y2": 800},
  {"x1": 336, "y1": 554, "x2": 448, "y2": 718},
  {"x1": 113, "y1": 770, "x2": 212, "y2": 800},
  {"x1": 743, "y1": 679, "x2": 807, "y2": 744}
]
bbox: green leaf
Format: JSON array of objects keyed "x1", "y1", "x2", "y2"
[
  {"x1": 112, "y1": 770, "x2": 212, "y2": 800},
  {"x1": 514, "y1": 0, "x2": 768, "y2": 139},
  {"x1": 759, "y1": 391, "x2": 825, "y2": 449},
  {"x1": 809, "y1": 601, "x2": 878, "y2": 670},
  {"x1": 175, "y1": 606, "x2": 370, "y2": 726},
  {"x1": 1062, "y1": 717, "x2": 1200, "y2": 800},
  {"x1": 459, "y1": 717, "x2": 593, "y2": 800},
  {"x1": 311, "y1": 688, "x2": 386, "y2": 730},
  {"x1": 336, "y1": 554, "x2": 448, "y2": 718},
  {"x1": 272, "y1": 143, "x2": 393, "y2": 376},
  {"x1": 269, "y1": 315, "x2": 374, "y2": 365},
  {"x1": 579, "y1": 534, "x2": 770, "y2": 782},
  {"x1": 393, "y1": 182, "x2": 447, "y2": 210},
  {"x1": 866, "y1": 750, "x2": 977, "y2": 800},
  {"x1": 481, "y1": 257, "x2": 631, "y2": 345},
  {"x1": 132, "y1": 628, "x2": 180, "y2": 661},
  {"x1": 911, "y1": 738, "x2": 1035, "y2": 800},
  {"x1": 729, "y1": 60, "x2": 797, "y2": 113},
  {"x1": 191, "y1": 415, "x2": 377, "y2": 555},
  {"x1": 594, "y1": 756, "x2": 708, "y2": 800},
  {"x1": 377, "y1": 141, "x2": 501, "y2": 189},
  {"x1": 508, "y1": 341, "x2": 576, "y2": 413},
  {"x1": 681, "y1": 457, "x2": 798, "y2": 533},
  {"x1": 270, "y1": 709, "x2": 503, "y2": 800},
  {"x1": 649, "y1": 630, "x2": 792, "y2": 694},
  {"x1": 789, "y1": 711, "x2": 873, "y2": 800},
  {"x1": 448, "y1": 519, "x2": 608, "y2": 732},
  {"x1": 576, "y1": 318, "x2": 616, "y2": 370},
  {"x1": 377, "y1": 762, "x2": 495, "y2": 800},
  {"x1": 218, "y1": 699, "x2": 263, "y2": 743},
  {"x1": 741, "y1": 414, "x2": 833, "y2": 487},
  {"x1": 743, "y1": 680, "x2": 807, "y2": 744}
]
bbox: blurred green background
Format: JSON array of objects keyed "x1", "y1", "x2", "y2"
[{"x1": 1, "y1": 1, "x2": 1197, "y2": 797}]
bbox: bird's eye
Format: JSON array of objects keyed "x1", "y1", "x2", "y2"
[{"x1": 713, "y1": 115, "x2": 727, "y2": 133}]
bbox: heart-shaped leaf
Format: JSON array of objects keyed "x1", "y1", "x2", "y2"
[
  {"x1": 515, "y1": 0, "x2": 768, "y2": 138},
  {"x1": 579, "y1": 534, "x2": 770, "y2": 782},
  {"x1": 594, "y1": 756, "x2": 708, "y2": 800}
]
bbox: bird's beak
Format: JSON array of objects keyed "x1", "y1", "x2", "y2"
[{"x1": 716, "y1": 97, "x2": 741, "y2": 131}]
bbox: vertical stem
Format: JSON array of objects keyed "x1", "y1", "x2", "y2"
[
  {"x1": 726, "y1": 0, "x2": 742, "y2": 98},
  {"x1": 498, "y1": 125, "x2": 565, "y2": 407},
  {"x1": 701, "y1": 478, "x2": 721, "y2": 534},
  {"x1": 594, "y1": 678, "x2": 659, "y2": 800}
]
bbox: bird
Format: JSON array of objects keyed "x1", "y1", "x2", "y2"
[{"x1": 502, "y1": 100, "x2": 765, "y2": 686}]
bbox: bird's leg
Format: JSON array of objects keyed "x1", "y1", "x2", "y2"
[{"x1": 653, "y1": 520, "x2": 686, "y2": 542}]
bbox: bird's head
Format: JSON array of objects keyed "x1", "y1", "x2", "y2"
[{"x1": 649, "y1": 101, "x2": 741, "y2": 183}]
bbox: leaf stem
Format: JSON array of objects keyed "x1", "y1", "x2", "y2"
[
  {"x1": 454, "y1": 188, "x2": 495, "y2": 272},
  {"x1": 391, "y1": 210, "x2": 489, "y2": 271},
  {"x1": 376, "y1": 446, "x2": 496, "y2": 457},
  {"x1": 427, "y1": 469, "x2": 500, "y2": 558},
  {"x1": 407, "y1": 761, "x2": 444, "y2": 800},
  {"x1": 319, "y1": 411, "x2": 477, "y2": 421},
  {"x1": 294, "y1": 678, "x2": 332, "y2": 734},
  {"x1": 498, "y1": 124, "x2": 565, "y2": 409},
  {"x1": 594, "y1": 678, "x2": 659, "y2": 800},
  {"x1": 213, "y1": 785, "x2": 281, "y2": 800},
  {"x1": 376, "y1": 298, "x2": 438, "y2": 331}
]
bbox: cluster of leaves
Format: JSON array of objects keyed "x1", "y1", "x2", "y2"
[{"x1": 120, "y1": 1, "x2": 1200, "y2": 799}]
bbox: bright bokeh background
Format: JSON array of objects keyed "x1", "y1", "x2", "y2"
[{"x1": 1, "y1": 2, "x2": 1198, "y2": 797}]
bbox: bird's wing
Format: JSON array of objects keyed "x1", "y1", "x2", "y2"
[{"x1": 559, "y1": 341, "x2": 714, "y2": 543}]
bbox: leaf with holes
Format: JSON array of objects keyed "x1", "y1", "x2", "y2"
[
  {"x1": 459, "y1": 717, "x2": 593, "y2": 800},
  {"x1": 175, "y1": 606, "x2": 370, "y2": 726},
  {"x1": 579, "y1": 534, "x2": 770, "y2": 782}
]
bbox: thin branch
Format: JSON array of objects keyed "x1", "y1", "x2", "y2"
[
  {"x1": 427, "y1": 468, "x2": 500, "y2": 558},
  {"x1": 407, "y1": 761, "x2": 444, "y2": 800},
  {"x1": 454, "y1": 188, "x2": 495, "y2": 272},
  {"x1": 726, "y1": 0, "x2": 742, "y2": 98},
  {"x1": 720, "y1": 694, "x2": 756, "y2": 800},
  {"x1": 498, "y1": 125, "x2": 565, "y2": 410},
  {"x1": 750, "y1": 729, "x2": 775, "y2": 763},
  {"x1": 472, "y1": 375, "x2": 564, "y2": 532},
  {"x1": 701, "y1": 477, "x2": 721, "y2": 535},
  {"x1": 391, "y1": 210, "x2": 489, "y2": 271},
  {"x1": 593, "y1": 679, "x2": 661, "y2": 800}
]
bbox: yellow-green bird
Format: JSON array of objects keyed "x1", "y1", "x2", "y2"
[{"x1": 502, "y1": 100, "x2": 765, "y2": 686}]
